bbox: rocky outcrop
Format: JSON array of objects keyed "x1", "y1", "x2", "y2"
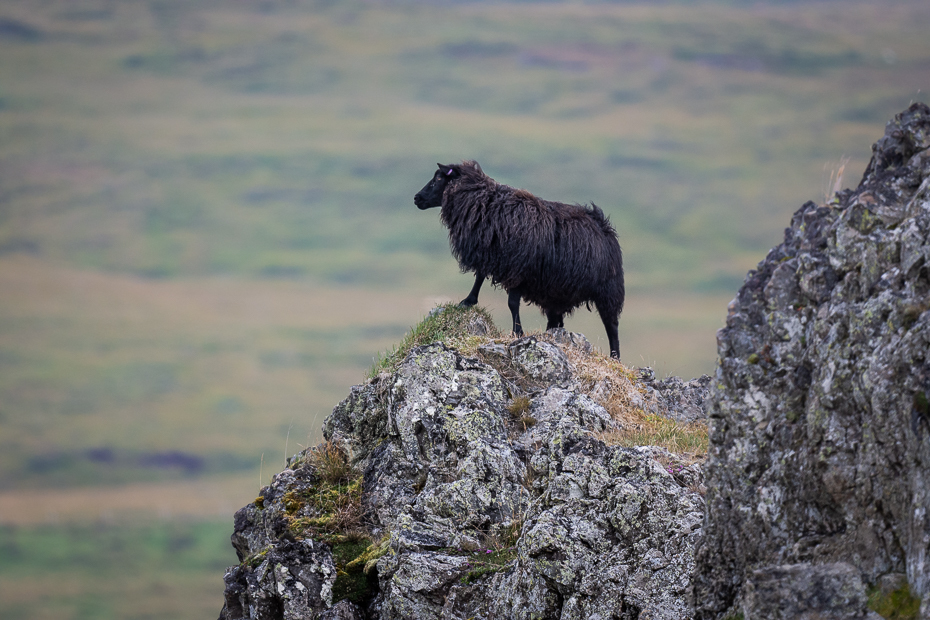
[
  {"x1": 219, "y1": 324, "x2": 711, "y2": 619},
  {"x1": 638, "y1": 369, "x2": 711, "y2": 424},
  {"x1": 219, "y1": 103, "x2": 930, "y2": 620},
  {"x1": 694, "y1": 102, "x2": 930, "y2": 619}
]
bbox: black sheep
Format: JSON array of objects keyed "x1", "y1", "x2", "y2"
[{"x1": 414, "y1": 160, "x2": 625, "y2": 359}]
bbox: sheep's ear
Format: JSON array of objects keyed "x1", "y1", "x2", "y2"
[{"x1": 437, "y1": 163, "x2": 455, "y2": 177}]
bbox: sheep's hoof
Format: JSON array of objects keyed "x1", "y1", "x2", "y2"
[{"x1": 459, "y1": 299, "x2": 477, "y2": 308}]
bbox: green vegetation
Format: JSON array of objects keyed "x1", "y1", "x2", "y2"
[
  {"x1": 868, "y1": 579, "x2": 922, "y2": 620},
  {"x1": 286, "y1": 442, "x2": 365, "y2": 541},
  {"x1": 331, "y1": 537, "x2": 379, "y2": 607},
  {"x1": 0, "y1": 0, "x2": 927, "y2": 617},
  {"x1": 369, "y1": 303, "x2": 501, "y2": 377},
  {"x1": 0, "y1": 518, "x2": 236, "y2": 620},
  {"x1": 915, "y1": 392, "x2": 930, "y2": 419},
  {"x1": 508, "y1": 395, "x2": 533, "y2": 417},
  {"x1": 459, "y1": 546, "x2": 520, "y2": 584},
  {"x1": 283, "y1": 442, "x2": 382, "y2": 608},
  {"x1": 286, "y1": 477, "x2": 365, "y2": 540}
]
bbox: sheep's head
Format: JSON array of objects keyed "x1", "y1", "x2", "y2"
[{"x1": 414, "y1": 163, "x2": 460, "y2": 210}]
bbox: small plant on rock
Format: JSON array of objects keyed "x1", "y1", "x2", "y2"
[
  {"x1": 308, "y1": 440, "x2": 357, "y2": 485},
  {"x1": 507, "y1": 395, "x2": 537, "y2": 430},
  {"x1": 284, "y1": 441, "x2": 365, "y2": 542},
  {"x1": 867, "y1": 579, "x2": 921, "y2": 620},
  {"x1": 368, "y1": 304, "x2": 501, "y2": 378},
  {"x1": 598, "y1": 415, "x2": 708, "y2": 461},
  {"x1": 459, "y1": 545, "x2": 519, "y2": 584}
]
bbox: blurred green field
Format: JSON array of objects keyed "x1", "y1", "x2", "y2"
[{"x1": 1, "y1": 0, "x2": 928, "y2": 617}]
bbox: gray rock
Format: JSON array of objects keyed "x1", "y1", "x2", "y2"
[
  {"x1": 477, "y1": 342, "x2": 509, "y2": 364},
  {"x1": 317, "y1": 600, "x2": 365, "y2": 620},
  {"x1": 637, "y1": 368, "x2": 711, "y2": 423},
  {"x1": 543, "y1": 328, "x2": 594, "y2": 354},
  {"x1": 354, "y1": 343, "x2": 529, "y2": 548},
  {"x1": 694, "y1": 102, "x2": 930, "y2": 618},
  {"x1": 377, "y1": 551, "x2": 474, "y2": 619},
  {"x1": 741, "y1": 563, "x2": 882, "y2": 620},
  {"x1": 508, "y1": 336, "x2": 573, "y2": 387},
  {"x1": 515, "y1": 387, "x2": 618, "y2": 465},
  {"x1": 220, "y1": 539, "x2": 336, "y2": 620},
  {"x1": 492, "y1": 437, "x2": 705, "y2": 620},
  {"x1": 221, "y1": 321, "x2": 713, "y2": 618}
]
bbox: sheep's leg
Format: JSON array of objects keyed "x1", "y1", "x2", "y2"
[
  {"x1": 460, "y1": 273, "x2": 484, "y2": 307},
  {"x1": 597, "y1": 309, "x2": 621, "y2": 359},
  {"x1": 507, "y1": 288, "x2": 524, "y2": 336},
  {"x1": 605, "y1": 322, "x2": 620, "y2": 359},
  {"x1": 545, "y1": 310, "x2": 564, "y2": 330}
]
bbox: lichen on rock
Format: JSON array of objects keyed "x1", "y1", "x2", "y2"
[
  {"x1": 219, "y1": 102, "x2": 930, "y2": 620},
  {"x1": 694, "y1": 102, "x2": 930, "y2": 620},
  {"x1": 220, "y1": 319, "x2": 710, "y2": 619}
]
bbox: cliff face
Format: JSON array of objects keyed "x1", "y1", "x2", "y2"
[
  {"x1": 694, "y1": 102, "x2": 930, "y2": 619},
  {"x1": 219, "y1": 325, "x2": 711, "y2": 620}
]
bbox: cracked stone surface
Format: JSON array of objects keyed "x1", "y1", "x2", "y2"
[
  {"x1": 220, "y1": 332, "x2": 708, "y2": 619},
  {"x1": 694, "y1": 103, "x2": 930, "y2": 620}
]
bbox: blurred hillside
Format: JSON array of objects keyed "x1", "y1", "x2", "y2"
[{"x1": 0, "y1": 0, "x2": 928, "y2": 617}]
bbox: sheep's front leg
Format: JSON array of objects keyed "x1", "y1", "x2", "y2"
[
  {"x1": 545, "y1": 309, "x2": 564, "y2": 330},
  {"x1": 460, "y1": 273, "x2": 484, "y2": 307},
  {"x1": 507, "y1": 288, "x2": 523, "y2": 336}
]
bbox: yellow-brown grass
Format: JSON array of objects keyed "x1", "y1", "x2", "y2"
[
  {"x1": 541, "y1": 332, "x2": 709, "y2": 460},
  {"x1": 597, "y1": 418, "x2": 709, "y2": 464},
  {"x1": 305, "y1": 440, "x2": 359, "y2": 486}
]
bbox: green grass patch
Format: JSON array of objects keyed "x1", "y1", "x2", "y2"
[
  {"x1": 368, "y1": 304, "x2": 501, "y2": 378},
  {"x1": 868, "y1": 579, "x2": 921, "y2": 620},
  {"x1": 459, "y1": 546, "x2": 519, "y2": 584},
  {"x1": 331, "y1": 538, "x2": 380, "y2": 607}
]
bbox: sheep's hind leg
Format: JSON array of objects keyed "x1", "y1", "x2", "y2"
[
  {"x1": 545, "y1": 310, "x2": 564, "y2": 330},
  {"x1": 460, "y1": 273, "x2": 484, "y2": 307},
  {"x1": 605, "y1": 322, "x2": 620, "y2": 359},
  {"x1": 595, "y1": 301, "x2": 621, "y2": 359},
  {"x1": 507, "y1": 288, "x2": 524, "y2": 336}
]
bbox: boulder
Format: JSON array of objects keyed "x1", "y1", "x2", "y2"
[
  {"x1": 694, "y1": 102, "x2": 930, "y2": 619},
  {"x1": 220, "y1": 328, "x2": 708, "y2": 619}
]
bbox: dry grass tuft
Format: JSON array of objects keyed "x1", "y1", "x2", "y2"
[
  {"x1": 542, "y1": 333, "x2": 709, "y2": 459},
  {"x1": 552, "y1": 337, "x2": 655, "y2": 428},
  {"x1": 507, "y1": 395, "x2": 532, "y2": 417},
  {"x1": 598, "y1": 417, "x2": 709, "y2": 461},
  {"x1": 823, "y1": 156, "x2": 851, "y2": 205},
  {"x1": 307, "y1": 440, "x2": 358, "y2": 485}
]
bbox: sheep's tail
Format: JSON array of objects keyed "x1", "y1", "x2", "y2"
[
  {"x1": 587, "y1": 203, "x2": 619, "y2": 238},
  {"x1": 588, "y1": 202, "x2": 625, "y2": 315}
]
